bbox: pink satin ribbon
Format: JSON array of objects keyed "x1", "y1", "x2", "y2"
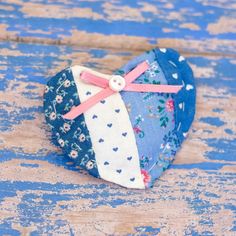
[{"x1": 63, "y1": 61, "x2": 182, "y2": 120}]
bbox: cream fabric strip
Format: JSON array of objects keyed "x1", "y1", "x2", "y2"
[{"x1": 71, "y1": 65, "x2": 145, "y2": 189}]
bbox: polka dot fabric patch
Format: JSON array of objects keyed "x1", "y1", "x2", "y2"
[{"x1": 43, "y1": 48, "x2": 196, "y2": 189}]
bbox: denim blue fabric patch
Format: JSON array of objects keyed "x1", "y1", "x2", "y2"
[
  {"x1": 43, "y1": 68, "x2": 99, "y2": 177},
  {"x1": 154, "y1": 48, "x2": 196, "y2": 143}
]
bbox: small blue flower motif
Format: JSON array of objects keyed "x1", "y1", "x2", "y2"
[
  {"x1": 63, "y1": 123, "x2": 71, "y2": 132},
  {"x1": 165, "y1": 143, "x2": 171, "y2": 150},
  {"x1": 160, "y1": 143, "x2": 165, "y2": 149},
  {"x1": 150, "y1": 71, "x2": 155, "y2": 77},
  {"x1": 147, "y1": 62, "x2": 159, "y2": 78},
  {"x1": 69, "y1": 150, "x2": 78, "y2": 159},
  {"x1": 136, "y1": 114, "x2": 144, "y2": 122},
  {"x1": 86, "y1": 160, "x2": 94, "y2": 170},
  {"x1": 151, "y1": 63, "x2": 158, "y2": 70},
  {"x1": 49, "y1": 112, "x2": 57, "y2": 121},
  {"x1": 63, "y1": 79, "x2": 71, "y2": 88},
  {"x1": 55, "y1": 95, "x2": 63, "y2": 104},
  {"x1": 140, "y1": 155, "x2": 151, "y2": 168}
]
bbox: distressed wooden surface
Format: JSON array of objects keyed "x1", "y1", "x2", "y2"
[
  {"x1": 0, "y1": 0, "x2": 236, "y2": 54},
  {"x1": 0, "y1": 0, "x2": 236, "y2": 235}
]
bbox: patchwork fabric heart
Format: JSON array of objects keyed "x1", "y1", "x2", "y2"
[{"x1": 43, "y1": 48, "x2": 196, "y2": 189}]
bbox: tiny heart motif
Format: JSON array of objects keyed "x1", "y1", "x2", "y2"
[
  {"x1": 160, "y1": 48, "x2": 167, "y2": 53},
  {"x1": 98, "y1": 138, "x2": 104, "y2": 143},
  {"x1": 179, "y1": 56, "x2": 185, "y2": 62},
  {"x1": 172, "y1": 73, "x2": 178, "y2": 79},
  {"x1": 186, "y1": 84, "x2": 193, "y2": 90},
  {"x1": 44, "y1": 47, "x2": 196, "y2": 189}
]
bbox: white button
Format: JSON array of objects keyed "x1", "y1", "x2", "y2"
[{"x1": 109, "y1": 75, "x2": 126, "y2": 92}]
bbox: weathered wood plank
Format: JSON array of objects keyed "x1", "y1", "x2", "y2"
[
  {"x1": 0, "y1": 0, "x2": 236, "y2": 54},
  {"x1": 0, "y1": 41, "x2": 235, "y2": 235}
]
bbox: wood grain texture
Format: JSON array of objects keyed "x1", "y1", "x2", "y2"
[
  {"x1": 0, "y1": 0, "x2": 236, "y2": 54},
  {"x1": 0, "y1": 0, "x2": 236, "y2": 235}
]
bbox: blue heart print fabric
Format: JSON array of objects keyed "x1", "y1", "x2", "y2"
[{"x1": 43, "y1": 48, "x2": 196, "y2": 189}]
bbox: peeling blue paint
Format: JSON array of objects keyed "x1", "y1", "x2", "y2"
[
  {"x1": 193, "y1": 57, "x2": 236, "y2": 94},
  {"x1": 172, "y1": 162, "x2": 233, "y2": 170},
  {"x1": 225, "y1": 129, "x2": 234, "y2": 135},
  {"x1": 20, "y1": 163, "x2": 39, "y2": 168},
  {"x1": 204, "y1": 192, "x2": 219, "y2": 198},
  {"x1": 199, "y1": 117, "x2": 225, "y2": 127},
  {"x1": 212, "y1": 108, "x2": 223, "y2": 113},
  {"x1": 132, "y1": 226, "x2": 161, "y2": 235},
  {"x1": 204, "y1": 138, "x2": 236, "y2": 161},
  {"x1": 203, "y1": 129, "x2": 213, "y2": 134},
  {"x1": 1, "y1": 0, "x2": 236, "y2": 44},
  {"x1": 0, "y1": 221, "x2": 20, "y2": 236},
  {"x1": 0, "y1": 107, "x2": 39, "y2": 132},
  {"x1": 0, "y1": 149, "x2": 87, "y2": 173},
  {"x1": 93, "y1": 198, "x2": 127, "y2": 208}
]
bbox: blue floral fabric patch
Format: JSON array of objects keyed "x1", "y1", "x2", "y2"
[
  {"x1": 116, "y1": 48, "x2": 196, "y2": 187},
  {"x1": 43, "y1": 68, "x2": 99, "y2": 177}
]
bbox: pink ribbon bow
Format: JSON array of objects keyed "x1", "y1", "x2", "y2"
[{"x1": 63, "y1": 61, "x2": 182, "y2": 120}]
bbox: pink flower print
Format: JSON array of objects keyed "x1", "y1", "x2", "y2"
[
  {"x1": 86, "y1": 160, "x2": 94, "y2": 170},
  {"x1": 133, "y1": 115, "x2": 145, "y2": 138},
  {"x1": 49, "y1": 112, "x2": 56, "y2": 120},
  {"x1": 58, "y1": 138, "x2": 65, "y2": 147},
  {"x1": 70, "y1": 150, "x2": 78, "y2": 159},
  {"x1": 63, "y1": 123, "x2": 71, "y2": 132},
  {"x1": 45, "y1": 85, "x2": 49, "y2": 93},
  {"x1": 133, "y1": 126, "x2": 142, "y2": 134},
  {"x1": 141, "y1": 169, "x2": 151, "y2": 187},
  {"x1": 56, "y1": 95, "x2": 63, "y2": 104},
  {"x1": 166, "y1": 99, "x2": 174, "y2": 112},
  {"x1": 79, "y1": 133, "x2": 86, "y2": 142},
  {"x1": 64, "y1": 79, "x2": 71, "y2": 88}
]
